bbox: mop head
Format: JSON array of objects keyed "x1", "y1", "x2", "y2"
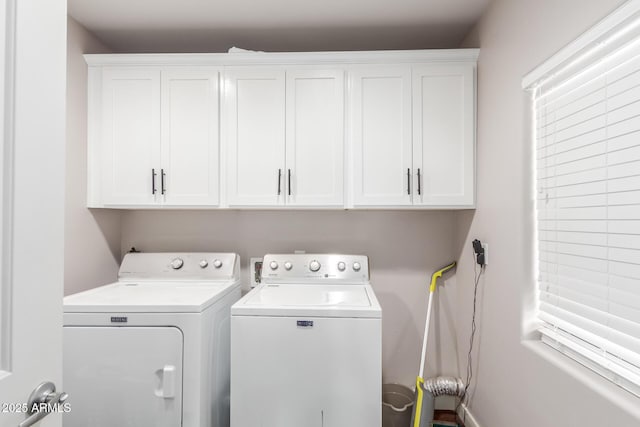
[{"x1": 423, "y1": 376, "x2": 465, "y2": 397}]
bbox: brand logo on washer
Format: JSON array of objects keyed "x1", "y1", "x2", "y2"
[
  {"x1": 110, "y1": 316, "x2": 128, "y2": 323},
  {"x1": 296, "y1": 320, "x2": 313, "y2": 328}
]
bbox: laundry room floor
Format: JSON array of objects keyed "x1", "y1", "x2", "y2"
[{"x1": 433, "y1": 410, "x2": 465, "y2": 426}]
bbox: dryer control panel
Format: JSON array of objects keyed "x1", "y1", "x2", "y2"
[
  {"x1": 118, "y1": 252, "x2": 240, "y2": 282},
  {"x1": 261, "y1": 254, "x2": 369, "y2": 284}
]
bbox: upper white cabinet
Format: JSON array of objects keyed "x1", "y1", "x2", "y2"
[
  {"x1": 412, "y1": 63, "x2": 475, "y2": 207},
  {"x1": 350, "y1": 67, "x2": 413, "y2": 206},
  {"x1": 100, "y1": 68, "x2": 160, "y2": 206},
  {"x1": 224, "y1": 68, "x2": 286, "y2": 206},
  {"x1": 161, "y1": 69, "x2": 220, "y2": 206},
  {"x1": 86, "y1": 50, "x2": 476, "y2": 209},
  {"x1": 350, "y1": 63, "x2": 475, "y2": 208},
  {"x1": 90, "y1": 66, "x2": 220, "y2": 207},
  {"x1": 225, "y1": 67, "x2": 344, "y2": 207},
  {"x1": 286, "y1": 69, "x2": 344, "y2": 207}
]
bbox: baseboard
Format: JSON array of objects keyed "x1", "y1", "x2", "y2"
[{"x1": 457, "y1": 403, "x2": 481, "y2": 427}]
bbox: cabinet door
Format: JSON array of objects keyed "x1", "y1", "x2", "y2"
[
  {"x1": 413, "y1": 63, "x2": 475, "y2": 206},
  {"x1": 161, "y1": 68, "x2": 220, "y2": 206},
  {"x1": 351, "y1": 67, "x2": 413, "y2": 206},
  {"x1": 285, "y1": 69, "x2": 344, "y2": 206},
  {"x1": 101, "y1": 68, "x2": 161, "y2": 206},
  {"x1": 225, "y1": 68, "x2": 286, "y2": 206}
]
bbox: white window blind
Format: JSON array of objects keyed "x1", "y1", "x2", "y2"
[{"x1": 532, "y1": 4, "x2": 640, "y2": 397}]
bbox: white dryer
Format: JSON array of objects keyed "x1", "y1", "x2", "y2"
[
  {"x1": 63, "y1": 252, "x2": 241, "y2": 427},
  {"x1": 231, "y1": 254, "x2": 382, "y2": 427}
]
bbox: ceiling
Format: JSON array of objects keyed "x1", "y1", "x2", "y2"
[{"x1": 68, "y1": 0, "x2": 491, "y2": 53}]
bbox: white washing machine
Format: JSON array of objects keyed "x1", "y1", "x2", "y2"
[
  {"x1": 231, "y1": 254, "x2": 382, "y2": 427},
  {"x1": 63, "y1": 252, "x2": 241, "y2": 427}
]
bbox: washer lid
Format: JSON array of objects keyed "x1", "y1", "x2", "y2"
[
  {"x1": 63, "y1": 281, "x2": 239, "y2": 313},
  {"x1": 231, "y1": 284, "x2": 381, "y2": 318}
]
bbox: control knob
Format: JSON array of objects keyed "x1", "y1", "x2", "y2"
[
  {"x1": 199, "y1": 260, "x2": 208, "y2": 268},
  {"x1": 337, "y1": 261, "x2": 346, "y2": 271},
  {"x1": 309, "y1": 260, "x2": 321, "y2": 272},
  {"x1": 170, "y1": 258, "x2": 184, "y2": 270},
  {"x1": 270, "y1": 261, "x2": 279, "y2": 270},
  {"x1": 352, "y1": 262, "x2": 361, "y2": 272},
  {"x1": 213, "y1": 259, "x2": 223, "y2": 268},
  {"x1": 284, "y1": 261, "x2": 293, "y2": 271}
]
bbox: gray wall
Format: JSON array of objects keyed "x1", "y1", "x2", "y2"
[
  {"x1": 120, "y1": 209, "x2": 461, "y2": 387},
  {"x1": 454, "y1": 0, "x2": 640, "y2": 425},
  {"x1": 65, "y1": 16, "x2": 121, "y2": 295}
]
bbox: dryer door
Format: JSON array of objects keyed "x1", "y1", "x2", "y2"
[{"x1": 63, "y1": 326, "x2": 184, "y2": 427}]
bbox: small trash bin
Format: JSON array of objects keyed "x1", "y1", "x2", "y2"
[{"x1": 382, "y1": 384, "x2": 414, "y2": 427}]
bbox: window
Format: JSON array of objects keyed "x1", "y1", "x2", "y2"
[{"x1": 525, "y1": 1, "x2": 640, "y2": 397}]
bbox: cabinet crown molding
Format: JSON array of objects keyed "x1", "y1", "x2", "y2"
[{"x1": 84, "y1": 49, "x2": 480, "y2": 67}]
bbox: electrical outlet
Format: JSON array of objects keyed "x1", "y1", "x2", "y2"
[
  {"x1": 472, "y1": 239, "x2": 488, "y2": 267},
  {"x1": 482, "y1": 242, "x2": 489, "y2": 266},
  {"x1": 250, "y1": 257, "x2": 263, "y2": 288},
  {"x1": 472, "y1": 239, "x2": 484, "y2": 266}
]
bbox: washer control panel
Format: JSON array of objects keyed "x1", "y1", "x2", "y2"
[{"x1": 261, "y1": 254, "x2": 369, "y2": 283}]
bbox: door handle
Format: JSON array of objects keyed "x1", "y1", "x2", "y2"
[
  {"x1": 161, "y1": 168, "x2": 166, "y2": 195},
  {"x1": 288, "y1": 169, "x2": 292, "y2": 196},
  {"x1": 18, "y1": 381, "x2": 68, "y2": 427},
  {"x1": 155, "y1": 365, "x2": 176, "y2": 399},
  {"x1": 417, "y1": 168, "x2": 421, "y2": 195},
  {"x1": 407, "y1": 168, "x2": 411, "y2": 195}
]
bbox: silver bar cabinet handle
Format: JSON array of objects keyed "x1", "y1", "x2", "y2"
[
  {"x1": 277, "y1": 169, "x2": 282, "y2": 195},
  {"x1": 151, "y1": 168, "x2": 157, "y2": 194}
]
